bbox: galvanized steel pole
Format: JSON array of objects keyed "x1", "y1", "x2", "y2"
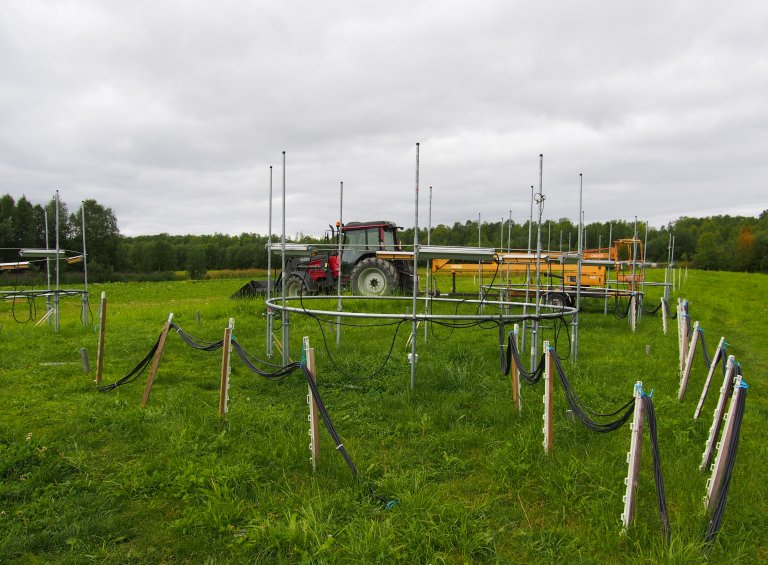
[{"x1": 410, "y1": 143, "x2": 420, "y2": 389}]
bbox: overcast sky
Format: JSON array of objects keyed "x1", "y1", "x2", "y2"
[{"x1": 2, "y1": 1, "x2": 766, "y2": 238}]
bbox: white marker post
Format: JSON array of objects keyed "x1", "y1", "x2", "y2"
[
  {"x1": 512, "y1": 323, "x2": 521, "y2": 414},
  {"x1": 700, "y1": 356, "x2": 736, "y2": 471},
  {"x1": 694, "y1": 337, "x2": 725, "y2": 419},
  {"x1": 661, "y1": 297, "x2": 668, "y2": 336},
  {"x1": 705, "y1": 373, "x2": 745, "y2": 510},
  {"x1": 304, "y1": 336, "x2": 320, "y2": 472},
  {"x1": 542, "y1": 340, "x2": 553, "y2": 454},
  {"x1": 678, "y1": 321, "x2": 700, "y2": 401},
  {"x1": 621, "y1": 382, "x2": 645, "y2": 531},
  {"x1": 95, "y1": 291, "x2": 107, "y2": 385},
  {"x1": 218, "y1": 318, "x2": 234, "y2": 417}
]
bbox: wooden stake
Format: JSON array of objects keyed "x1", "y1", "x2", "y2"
[
  {"x1": 141, "y1": 313, "x2": 174, "y2": 408},
  {"x1": 678, "y1": 321, "x2": 700, "y2": 401},
  {"x1": 694, "y1": 337, "x2": 725, "y2": 419},
  {"x1": 705, "y1": 374, "x2": 744, "y2": 510},
  {"x1": 218, "y1": 318, "x2": 234, "y2": 417},
  {"x1": 95, "y1": 291, "x2": 107, "y2": 385},
  {"x1": 700, "y1": 356, "x2": 735, "y2": 471},
  {"x1": 542, "y1": 340, "x2": 553, "y2": 454},
  {"x1": 304, "y1": 336, "x2": 320, "y2": 471},
  {"x1": 621, "y1": 382, "x2": 645, "y2": 531}
]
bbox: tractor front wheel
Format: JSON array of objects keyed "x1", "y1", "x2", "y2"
[
  {"x1": 350, "y1": 258, "x2": 399, "y2": 296},
  {"x1": 286, "y1": 275, "x2": 310, "y2": 297}
]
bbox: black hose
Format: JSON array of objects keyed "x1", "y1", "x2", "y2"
[
  {"x1": 643, "y1": 394, "x2": 671, "y2": 543},
  {"x1": 97, "y1": 333, "x2": 162, "y2": 392},
  {"x1": 499, "y1": 327, "x2": 545, "y2": 384}
]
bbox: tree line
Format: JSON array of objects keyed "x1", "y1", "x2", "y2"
[{"x1": 1, "y1": 193, "x2": 766, "y2": 282}]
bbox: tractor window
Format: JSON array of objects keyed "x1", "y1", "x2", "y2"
[
  {"x1": 344, "y1": 229, "x2": 368, "y2": 251},
  {"x1": 381, "y1": 228, "x2": 396, "y2": 251}
]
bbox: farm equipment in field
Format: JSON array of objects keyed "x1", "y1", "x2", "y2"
[{"x1": 231, "y1": 220, "x2": 415, "y2": 299}]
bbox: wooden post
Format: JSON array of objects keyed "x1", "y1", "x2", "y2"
[
  {"x1": 621, "y1": 382, "x2": 645, "y2": 531},
  {"x1": 629, "y1": 294, "x2": 637, "y2": 333},
  {"x1": 218, "y1": 318, "x2": 234, "y2": 417},
  {"x1": 700, "y1": 356, "x2": 735, "y2": 471},
  {"x1": 678, "y1": 321, "x2": 700, "y2": 401},
  {"x1": 512, "y1": 323, "x2": 521, "y2": 414},
  {"x1": 542, "y1": 340, "x2": 553, "y2": 454},
  {"x1": 661, "y1": 297, "x2": 668, "y2": 336},
  {"x1": 304, "y1": 336, "x2": 320, "y2": 471},
  {"x1": 141, "y1": 313, "x2": 174, "y2": 407},
  {"x1": 694, "y1": 337, "x2": 725, "y2": 419},
  {"x1": 95, "y1": 291, "x2": 107, "y2": 385},
  {"x1": 80, "y1": 348, "x2": 90, "y2": 374},
  {"x1": 705, "y1": 374, "x2": 745, "y2": 510}
]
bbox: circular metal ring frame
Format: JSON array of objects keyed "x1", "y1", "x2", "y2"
[{"x1": 266, "y1": 294, "x2": 577, "y2": 322}]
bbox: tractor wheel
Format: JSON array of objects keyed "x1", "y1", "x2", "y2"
[
  {"x1": 285, "y1": 275, "x2": 309, "y2": 297},
  {"x1": 546, "y1": 293, "x2": 570, "y2": 308},
  {"x1": 350, "y1": 258, "x2": 399, "y2": 296}
]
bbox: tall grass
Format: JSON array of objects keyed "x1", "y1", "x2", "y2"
[{"x1": 0, "y1": 270, "x2": 766, "y2": 562}]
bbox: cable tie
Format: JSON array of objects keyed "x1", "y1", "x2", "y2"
[
  {"x1": 335, "y1": 443, "x2": 344, "y2": 450},
  {"x1": 737, "y1": 380, "x2": 749, "y2": 389}
]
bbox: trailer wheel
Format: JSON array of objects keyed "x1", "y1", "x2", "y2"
[
  {"x1": 350, "y1": 258, "x2": 399, "y2": 296},
  {"x1": 286, "y1": 275, "x2": 310, "y2": 297}
]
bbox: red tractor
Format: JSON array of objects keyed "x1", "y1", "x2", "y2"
[{"x1": 232, "y1": 220, "x2": 414, "y2": 298}]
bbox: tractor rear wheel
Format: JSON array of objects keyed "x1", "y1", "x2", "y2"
[{"x1": 350, "y1": 258, "x2": 399, "y2": 296}]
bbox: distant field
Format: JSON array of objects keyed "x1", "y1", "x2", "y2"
[{"x1": 1, "y1": 270, "x2": 766, "y2": 563}]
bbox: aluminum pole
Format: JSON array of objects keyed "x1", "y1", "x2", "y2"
[
  {"x1": 44, "y1": 209, "x2": 51, "y2": 318},
  {"x1": 337, "y1": 181, "x2": 344, "y2": 346},
  {"x1": 572, "y1": 174, "x2": 583, "y2": 359},
  {"x1": 424, "y1": 186, "x2": 432, "y2": 341},
  {"x1": 522, "y1": 184, "x2": 533, "y2": 352},
  {"x1": 410, "y1": 143, "x2": 420, "y2": 389},
  {"x1": 532, "y1": 156, "x2": 544, "y2": 371},
  {"x1": 80, "y1": 201, "x2": 89, "y2": 326},
  {"x1": 266, "y1": 166, "x2": 274, "y2": 357},
  {"x1": 54, "y1": 190, "x2": 60, "y2": 332},
  {"x1": 281, "y1": 152, "x2": 289, "y2": 365}
]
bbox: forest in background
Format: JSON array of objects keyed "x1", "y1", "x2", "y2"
[{"x1": 1, "y1": 193, "x2": 767, "y2": 282}]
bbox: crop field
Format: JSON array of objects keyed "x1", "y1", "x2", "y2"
[{"x1": 1, "y1": 270, "x2": 766, "y2": 563}]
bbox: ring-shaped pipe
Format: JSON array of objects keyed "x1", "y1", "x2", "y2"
[{"x1": 265, "y1": 294, "x2": 577, "y2": 322}]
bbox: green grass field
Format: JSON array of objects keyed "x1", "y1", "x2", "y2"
[{"x1": 1, "y1": 270, "x2": 766, "y2": 563}]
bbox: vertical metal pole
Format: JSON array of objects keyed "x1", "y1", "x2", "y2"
[
  {"x1": 80, "y1": 201, "x2": 89, "y2": 326},
  {"x1": 605, "y1": 222, "x2": 613, "y2": 315},
  {"x1": 532, "y1": 156, "x2": 544, "y2": 372},
  {"x1": 477, "y1": 213, "x2": 482, "y2": 293},
  {"x1": 44, "y1": 209, "x2": 51, "y2": 317},
  {"x1": 266, "y1": 166, "x2": 274, "y2": 357},
  {"x1": 424, "y1": 186, "x2": 432, "y2": 341},
  {"x1": 54, "y1": 190, "x2": 60, "y2": 332},
  {"x1": 336, "y1": 181, "x2": 344, "y2": 346},
  {"x1": 281, "y1": 152, "x2": 289, "y2": 366},
  {"x1": 522, "y1": 185, "x2": 533, "y2": 353},
  {"x1": 572, "y1": 173, "x2": 583, "y2": 360},
  {"x1": 410, "y1": 143, "x2": 420, "y2": 389}
]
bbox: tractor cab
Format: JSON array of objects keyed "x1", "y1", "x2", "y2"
[{"x1": 339, "y1": 221, "x2": 401, "y2": 274}]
